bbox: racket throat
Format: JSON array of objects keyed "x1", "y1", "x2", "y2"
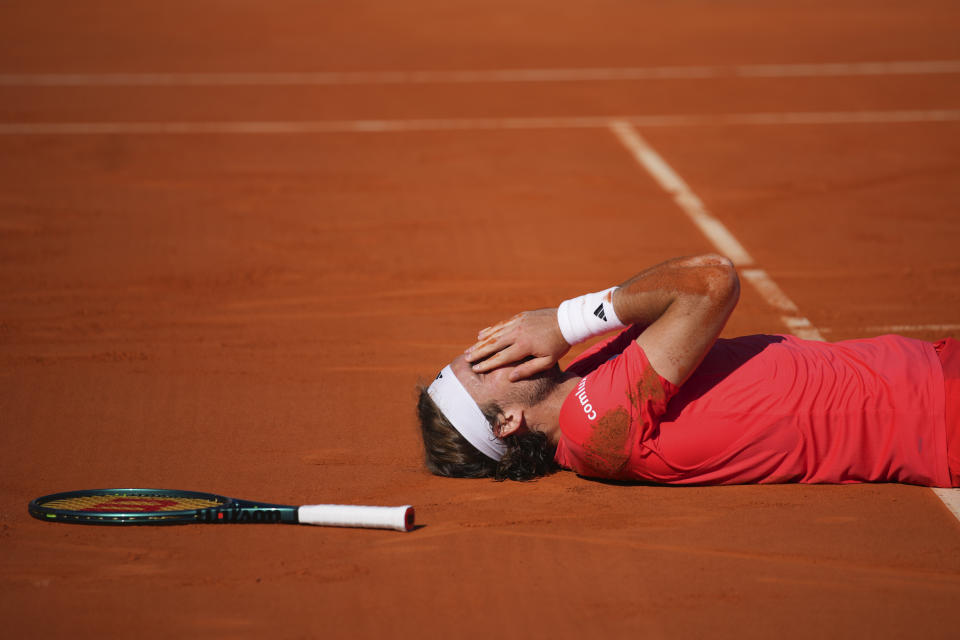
[{"x1": 199, "y1": 506, "x2": 297, "y2": 524}]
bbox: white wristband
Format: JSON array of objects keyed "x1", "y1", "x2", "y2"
[{"x1": 556, "y1": 286, "x2": 626, "y2": 345}]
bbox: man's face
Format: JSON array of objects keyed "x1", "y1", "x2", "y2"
[
  {"x1": 448, "y1": 354, "x2": 516, "y2": 409},
  {"x1": 448, "y1": 354, "x2": 561, "y2": 412}
]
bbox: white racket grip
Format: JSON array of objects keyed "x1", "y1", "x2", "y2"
[{"x1": 297, "y1": 504, "x2": 415, "y2": 532}]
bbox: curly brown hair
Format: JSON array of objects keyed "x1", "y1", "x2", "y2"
[{"x1": 416, "y1": 385, "x2": 559, "y2": 481}]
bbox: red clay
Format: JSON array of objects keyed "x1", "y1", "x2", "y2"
[{"x1": 2, "y1": 2, "x2": 959, "y2": 638}]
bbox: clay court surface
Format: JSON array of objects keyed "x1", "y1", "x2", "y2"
[{"x1": 2, "y1": 1, "x2": 960, "y2": 637}]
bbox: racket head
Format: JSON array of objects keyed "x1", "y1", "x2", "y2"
[{"x1": 29, "y1": 488, "x2": 232, "y2": 525}]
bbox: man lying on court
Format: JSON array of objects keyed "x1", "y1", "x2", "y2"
[{"x1": 417, "y1": 254, "x2": 960, "y2": 486}]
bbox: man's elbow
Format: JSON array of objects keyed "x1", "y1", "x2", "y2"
[{"x1": 694, "y1": 253, "x2": 740, "y2": 308}]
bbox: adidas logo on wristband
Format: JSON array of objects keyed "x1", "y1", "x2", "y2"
[{"x1": 557, "y1": 287, "x2": 626, "y2": 345}]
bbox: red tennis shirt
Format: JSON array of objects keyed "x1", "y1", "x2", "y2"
[{"x1": 554, "y1": 328, "x2": 954, "y2": 486}]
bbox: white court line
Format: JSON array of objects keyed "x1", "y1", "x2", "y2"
[
  {"x1": 608, "y1": 120, "x2": 825, "y2": 341},
  {"x1": 932, "y1": 489, "x2": 960, "y2": 523},
  {"x1": 2, "y1": 60, "x2": 959, "y2": 86},
  {"x1": 607, "y1": 120, "x2": 754, "y2": 267},
  {"x1": 608, "y1": 120, "x2": 957, "y2": 520},
  {"x1": 2, "y1": 109, "x2": 959, "y2": 137}
]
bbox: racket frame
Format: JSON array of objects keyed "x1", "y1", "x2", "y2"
[{"x1": 28, "y1": 488, "x2": 299, "y2": 525}]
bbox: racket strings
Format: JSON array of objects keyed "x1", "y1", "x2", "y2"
[{"x1": 42, "y1": 493, "x2": 225, "y2": 512}]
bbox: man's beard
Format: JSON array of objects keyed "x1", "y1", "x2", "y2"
[{"x1": 509, "y1": 364, "x2": 565, "y2": 408}]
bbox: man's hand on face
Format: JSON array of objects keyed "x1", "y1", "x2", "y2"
[{"x1": 464, "y1": 308, "x2": 570, "y2": 381}]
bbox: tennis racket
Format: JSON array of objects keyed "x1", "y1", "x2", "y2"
[{"x1": 28, "y1": 488, "x2": 414, "y2": 532}]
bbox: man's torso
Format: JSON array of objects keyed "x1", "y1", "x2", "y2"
[{"x1": 554, "y1": 331, "x2": 951, "y2": 486}]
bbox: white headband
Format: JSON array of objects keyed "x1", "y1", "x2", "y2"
[{"x1": 427, "y1": 365, "x2": 507, "y2": 461}]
